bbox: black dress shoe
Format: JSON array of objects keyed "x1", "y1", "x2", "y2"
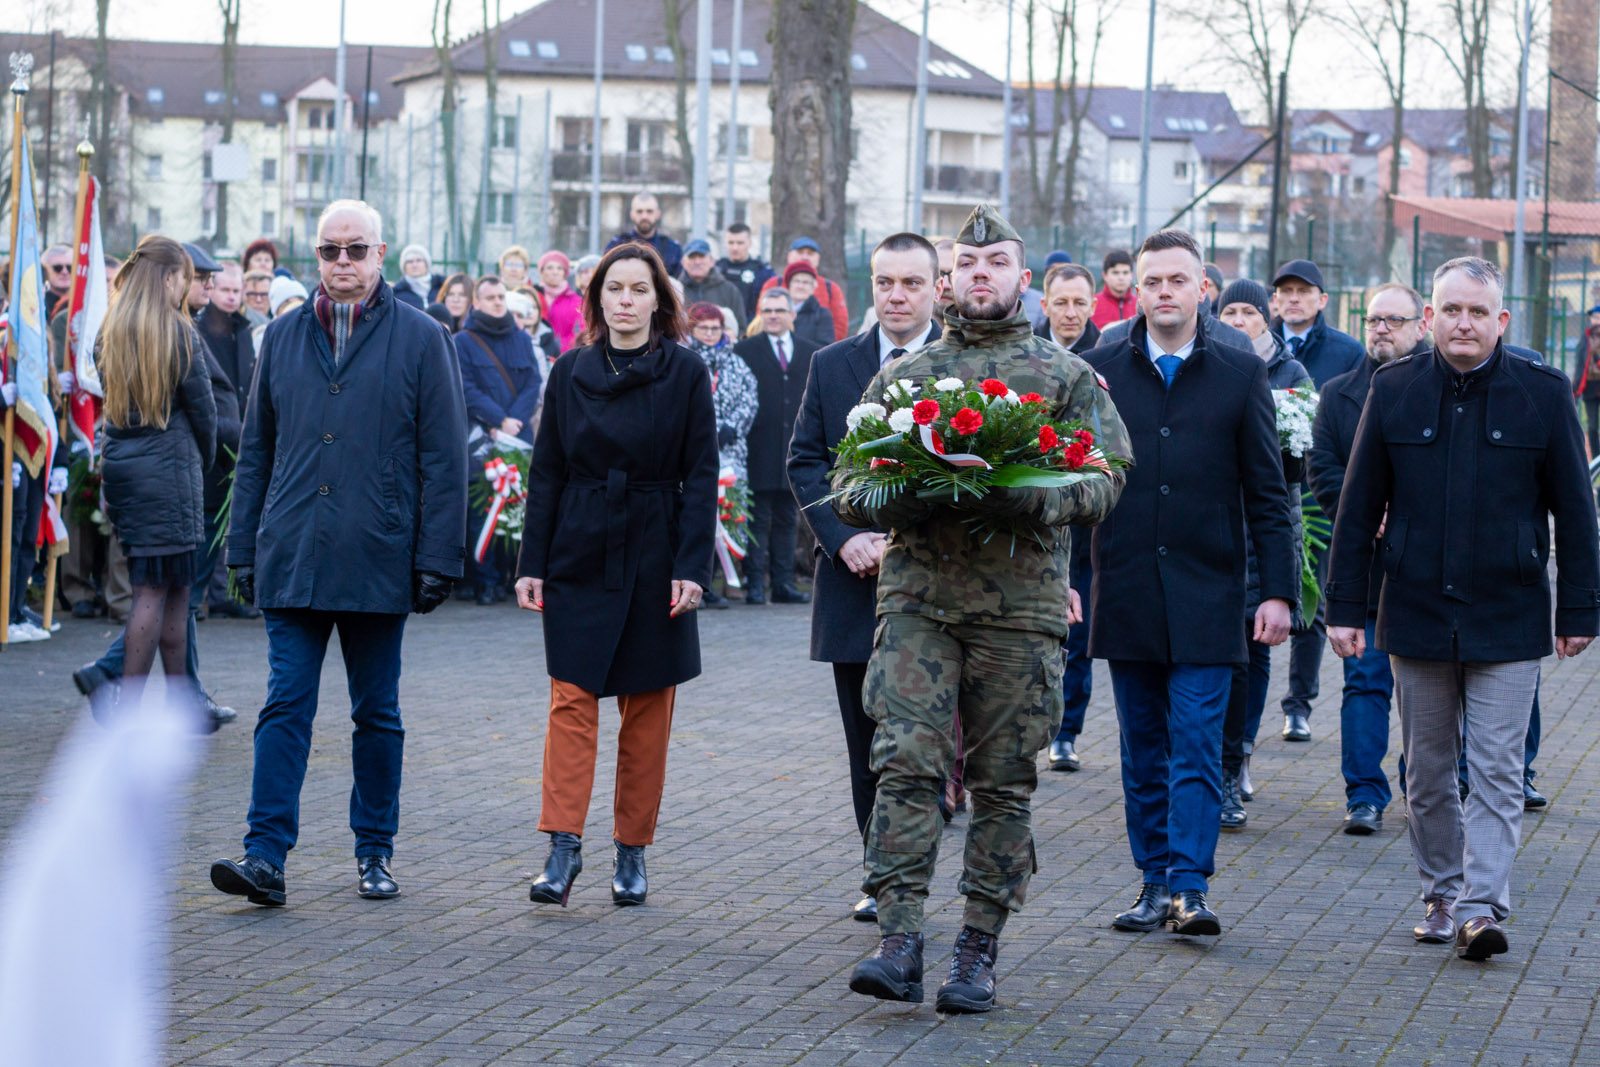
[
  {"x1": 1169, "y1": 889, "x2": 1221, "y2": 935},
  {"x1": 208, "y1": 600, "x2": 262, "y2": 619},
  {"x1": 529, "y1": 831, "x2": 583, "y2": 906},
  {"x1": 474, "y1": 586, "x2": 496, "y2": 606},
  {"x1": 210, "y1": 854, "x2": 286, "y2": 906},
  {"x1": 849, "y1": 931, "x2": 924, "y2": 1003},
  {"x1": 852, "y1": 895, "x2": 878, "y2": 922},
  {"x1": 1456, "y1": 916, "x2": 1509, "y2": 960},
  {"x1": 936, "y1": 926, "x2": 998, "y2": 1014},
  {"x1": 1047, "y1": 738, "x2": 1080, "y2": 772},
  {"x1": 770, "y1": 585, "x2": 811, "y2": 604},
  {"x1": 1283, "y1": 713, "x2": 1311, "y2": 742},
  {"x1": 1413, "y1": 896, "x2": 1455, "y2": 943},
  {"x1": 1344, "y1": 801, "x2": 1382, "y2": 835},
  {"x1": 701, "y1": 590, "x2": 731, "y2": 610},
  {"x1": 744, "y1": 590, "x2": 767, "y2": 605},
  {"x1": 73, "y1": 663, "x2": 111, "y2": 698},
  {"x1": 1220, "y1": 775, "x2": 1247, "y2": 831},
  {"x1": 1238, "y1": 753, "x2": 1255, "y2": 801},
  {"x1": 1112, "y1": 882, "x2": 1171, "y2": 932},
  {"x1": 357, "y1": 856, "x2": 400, "y2": 898},
  {"x1": 612, "y1": 841, "x2": 647, "y2": 906},
  {"x1": 71, "y1": 599, "x2": 99, "y2": 619},
  {"x1": 1523, "y1": 776, "x2": 1548, "y2": 810}
]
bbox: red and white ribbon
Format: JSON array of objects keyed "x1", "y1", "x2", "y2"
[
  {"x1": 474, "y1": 457, "x2": 525, "y2": 562},
  {"x1": 714, "y1": 470, "x2": 745, "y2": 587},
  {"x1": 919, "y1": 424, "x2": 991, "y2": 468}
]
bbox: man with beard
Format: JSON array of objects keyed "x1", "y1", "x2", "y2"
[
  {"x1": 837, "y1": 204, "x2": 1129, "y2": 1014},
  {"x1": 604, "y1": 192, "x2": 683, "y2": 276},
  {"x1": 1308, "y1": 283, "x2": 1424, "y2": 838}
]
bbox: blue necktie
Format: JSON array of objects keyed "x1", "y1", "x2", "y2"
[
  {"x1": 1286, "y1": 334, "x2": 1304, "y2": 358},
  {"x1": 1156, "y1": 354, "x2": 1182, "y2": 389}
]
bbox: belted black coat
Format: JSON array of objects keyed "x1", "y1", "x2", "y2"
[
  {"x1": 1084, "y1": 316, "x2": 1298, "y2": 664},
  {"x1": 1325, "y1": 343, "x2": 1600, "y2": 661},
  {"x1": 226, "y1": 282, "x2": 469, "y2": 615},
  {"x1": 516, "y1": 340, "x2": 719, "y2": 696},
  {"x1": 735, "y1": 332, "x2": 818, "y2": 492}
]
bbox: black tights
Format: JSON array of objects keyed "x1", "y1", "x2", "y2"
[{"x1": 122, "y1": 583, "x2": 191, "y2": 700}]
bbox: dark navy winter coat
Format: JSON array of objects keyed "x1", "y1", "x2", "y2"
[
  {"x1": 1273, "y1": 309, "x2": 1364, "y2": 388},
  {"x1": 226, "y1": 282, "x2": 469, "y2": 614},
  {"x1": 453, "y1": 309, "x2": 544, "y2": 433}
]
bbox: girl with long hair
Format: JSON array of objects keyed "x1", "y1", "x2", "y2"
[{"x1": 98, "y1": 235, "x2": 217, "y2": 706}]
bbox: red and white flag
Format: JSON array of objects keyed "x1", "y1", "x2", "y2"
[{"x1": 66, "y1": 174, "x2": 108, "y2": 462}]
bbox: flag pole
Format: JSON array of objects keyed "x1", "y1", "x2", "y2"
[
  {"x1": 3, "y1": 53, "x2": 34, "y2": 649},
  {"x1": 40, "y1": 137, "x2": 91, "y2": 632}
]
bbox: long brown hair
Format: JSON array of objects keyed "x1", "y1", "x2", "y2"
[
  {"x1": 101, "y1": 235, "x2": 194, "y2": 429},
  {"x1": 580, "y1": 241, "x2": 684, "y2": 347}
]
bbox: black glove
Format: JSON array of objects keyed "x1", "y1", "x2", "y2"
[
  {"x1": 231, "y1": 565, "x2": 256, "y2": 606},
  {"x1": 870, "y1": 490, "x2": 936, "y2": 530},
  {"x1": 412, "y1": 571, "x2": 452, "y2": 614},
  {"x1": 717, "y1": 425, "x2": 737, "y2": 449},
  {"x1": 983, "y1": 485, "x2": 1044, "y2": 518}
]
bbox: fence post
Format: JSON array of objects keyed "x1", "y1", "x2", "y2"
[
  {"x1": 1305, "y1": 217, "x2": 1315, "y2": 261},
  {"x1": 1208, "y1": 220, "x2": 1217, "y2": 262},
  {"x1": 1411, "y1": 214, "x2": 1421, "y2": 291}
]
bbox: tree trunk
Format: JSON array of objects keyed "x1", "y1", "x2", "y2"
[
  {"x1": 93, "y1": 0, "x2": 113, "y2": 219},
  {"x1": 768, "y1": 0, "x2": 856, "y2": 277},
  {"x1": 475, "y1": 0, "x2": 498, "y2": 262},
  {"x1": 1382, "y1": 1, "x2": 1407, "y2": 271},
  {"x1": 664, "y1": 0, "x2": 695, "y2": 199},
  {"x1": 216, "y1": 0, "x2": 239, "y2": 248},
  {"x1": 433, "y1": 0, "x2": 466, "y2": 264}
]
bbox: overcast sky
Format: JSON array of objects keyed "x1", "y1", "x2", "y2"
[{"x1": 6, "y1": 0, "x2": 1550, "y2": 122}]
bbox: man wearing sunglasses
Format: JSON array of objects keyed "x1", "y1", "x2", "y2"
[
  {"x1": 212, "y1": 199, "x2": 468, "y2": 908},
  {"x1": 41, "y1": 244, "x2": 73, "y2": 321}
]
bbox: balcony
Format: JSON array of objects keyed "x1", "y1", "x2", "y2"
[
  {"x1": 552, "y1": 150, "x2": 687, "y2": 185},
  {"x1": 923, "y1": 164, "x2": 1001, "y2": 200}
]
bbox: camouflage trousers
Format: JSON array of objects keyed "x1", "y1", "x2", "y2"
[{"x1": 862, "y1": 613, "x2": 1064, "y2": 936}]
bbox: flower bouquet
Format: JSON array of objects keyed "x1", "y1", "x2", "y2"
[
  {"x1": 467, "y1": 443, "x2": 530, "y2": 562},
  {"x1": 1273, "y1": 386, "x2": 1319, "y2": 458},
  {"x1": 64, "y1": 454, "x2": 111, "y2": 537},
  {"x1": 714, "y1": 467, "x2": 752, "y2": 588},
  {"x1": 825, "y1": 375, "x2": 1125, "y2": 547}
]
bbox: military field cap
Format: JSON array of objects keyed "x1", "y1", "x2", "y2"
[{"x1": 955, "y1": 204, "x2": 1022, "y2": 249}]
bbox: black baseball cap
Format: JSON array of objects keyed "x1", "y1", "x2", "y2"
[{"x1": 1272, "y1": 259, "x2": 1324, "y2": 291}]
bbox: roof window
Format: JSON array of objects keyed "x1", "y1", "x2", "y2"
[
  {"x1": 1108, "y1": 114, "x2": 1125, "y2": 129},
  {"x1": 205, "y1": 89, "x2": 224, "y2": 105},
  {"x1": 146, "y1": 87, "x2": 164, "y2": 104},
  {"x1": 625, "y1": 44, "x2": 648, "y2": 62},
  {"x1": 508, "y1": 39, "x2": 532, "y2": 58},
  {"x1": 259, "y1": 91, "x2": 278, "y2": 107},
  {"x1": 850, "y1": 53, "x2": 867, "y2": 71},
  {"x1": 536, "y1": 41, "x2": 559, "y2": 58},
  {"x1": 738, "y1": 49, "x2": 759, "y2": 67},
  {"x1": 711, "y1": 48, "x2": 730, "y2": 65},
  {"x1": 653, "y1": 46, "x2": 674, "y2": 63}
]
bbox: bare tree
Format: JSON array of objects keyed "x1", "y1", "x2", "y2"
[
  {"x1": 470, "y1": 0, "x2": 500, "y2": 262},
  {"x1": 214, "y1": 0, "x2": 240, "y2": 247},
  {"x1": 1181, "y1": 0, "x2": 1314, "y2": 122},
  {"x1": 768, "y1": 0, "x2": 856, "y2": 274},
  {"x1": 663, "y1": 0, "x2": 695, "y2": 198},
  {"x1": 1423, "y1": 0, "x2": 1494, "y2": 197},
  {"x1": 1022, "y1": 0, "x2": 1110, "y2": 232},
  {"x1": 432, "y1": 0, "x2": 466, "y2": 263},
  {"x1": 91, "y1": 0, "x2": 113, "y2": 217}
]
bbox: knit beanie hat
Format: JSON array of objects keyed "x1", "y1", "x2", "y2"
[
  {"x1": 538, "y1": 250, "x2": 572, "y2": 273},
  {"x1": 398, "y1": 244, "x2": 431, "y2": 269},
  {"x1": 783, "y1": 260, "x2": 817, "y2": 286},
  {"x1": 268, "y1": 276, "x2": 310, "y2": 316},
  {"x1": 1218, "y1": 278, "x2": 1270, "y2": 321}
]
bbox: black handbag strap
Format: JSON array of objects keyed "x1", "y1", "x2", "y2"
[{"x1": 464, "y1": 330, "x2": 518, "y2": 397}]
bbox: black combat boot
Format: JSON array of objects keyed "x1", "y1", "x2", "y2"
[
  {"x1": 848, "y1": 931, "x2": 925, "y2": 1003},
  {"x1": 935, "y1": 926, "x2": 998, "y2": 1013},
  {"x1": 529, "y1": 831, "x2": 583, "y2": 906}
]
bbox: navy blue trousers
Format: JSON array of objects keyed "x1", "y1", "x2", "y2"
[
  {"x1": 1056, "y1": 552, "x2": 1093, "y2": 743},
  {"x1": 244, "y1": 609, "x2": 408, "y2": 869},
  {"x1": 1110, "y1": 660, "x2": 1233, "y2": 894}
]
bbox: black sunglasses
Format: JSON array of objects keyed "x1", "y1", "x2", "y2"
[
  {"x1": 316, "y1": 243, "x2": 372, "y2": 263},
  {"x1": 48, "y1": 263, "x2": 72, "y2": 273}
]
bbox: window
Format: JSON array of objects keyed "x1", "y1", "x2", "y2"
[
  {"x1": 626, "y1": 120, "x2": 669, "y2": 154},
  {"x1": 508, "y1": 39, "x2": 532, "y2": 58},
  {"x1": 297, "y1": 151, "x2": 331, "y2": 184},
  {"x1": 738, "y1": 49, "x2": 758, "y2": 66},
  {"x1": 264, "y1": 119, "x2": 279, "y2": 131},
  {"x1": 1173, "y1": 160, "x2": 1191, "y2": 181},
  {"x1": 711, "y1": 48, "x2": 730, "y2": 65},
  {"x1": 716, "y1": 123, "x2": 750, "y2": 159},
  {"x1": 713, "y1": 199, "x2": 747, "y2": 230},
  {"x1": 261, "y1": 210, "x2": 276, "y2": 235},
  {"x1": 260, "y1": 91, "x2": 279, "y2": 108},
  {"x1": 1108, "y1": 114, "x2": 1126, "y2": 130},
  {"x1": 146, "y1": 207, "x2": 161, "y2": 231},
  {"x1": 1109, "y1": 156, "x2": 1136, "y2": 184},
  {"x1": 1352, "y1": 176, "x2": 1366, "y2": 194},
  {"x1": 653, "y1": 46, "x2": 674, "y2": 63},
  {"x1": 202, "y1": 207, "x2": 215, "y2": 234},
  {"x1": 926, "y1": 60, "x2": 971, "y2": 79},
  {"x1": 536, "y1": 40, "x2": 559, "y2": 58},
  {"x1": 205, "y1": 89, "x2": 224, "y2": 105},
  {"x1": 491, "y1": 114, "x2": 518, "y2": 149},
  {"x1": 1398, "y1": 147, "x2": 1413, "y2": 167},
  {"x1": 1110, "y1": 203, "x2": 1132, "y2": 227},
  {"x1": 486, "y1": 192, "x2": 516, "y2": 225},
  {"x1": 146, "y1": 87, "x2": 164, "y2": 105},
  {"x1": 308, "y1": 107, "x2": 322, "y2": 129},
  {"x1": 560, "y1": 117, "x2": 594, "y2": 151},
  {"x1": 850, "y1": 53, "x2": 867, "y2": 71},
  {"x1": 262, "y1": 158, "x2": 277, "y2": 182},
  {"x1": 557, "y1": 194, "x2": 589, "y2": 228},
  {"x1": 625, "y1": 44, "x2": 648, "y2": 62},
  {"x1": 366, "y1": 90, "x2": 380, "y2": 106},
  {"x1": 146, "y1": 154, "x2": 163, "y2": 179}
]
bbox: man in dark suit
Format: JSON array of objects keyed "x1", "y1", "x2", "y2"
[
  {"x1": 735, "y1": 288, "x2": 818, "y2": 604},
  {"x1": 789, "y1": 232, "x2": 942, "y2": 922},
  {"x1": 1086, "y1": 229, "x2": 1296, "y2": 936}
]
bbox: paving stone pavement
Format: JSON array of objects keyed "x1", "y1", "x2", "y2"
[{"x1": 4, "y1": 599, "x2": 1600, "y2": 1066}]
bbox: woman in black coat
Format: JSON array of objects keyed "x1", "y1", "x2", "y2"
[
  {"x1": 515, "y1": 241, "x2": 718, "y2": 909},
  {"x1": 98, "y1": 235, "x2": 218, "y2": 703}
]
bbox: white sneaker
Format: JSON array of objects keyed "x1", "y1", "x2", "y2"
[{"x1": 5, "y1": 621, "x2": 49, "y2": 643}]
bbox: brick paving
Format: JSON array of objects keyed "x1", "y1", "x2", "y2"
[{"x1": 4, "y1": 600, "x2": 1600, "y2": 1066}]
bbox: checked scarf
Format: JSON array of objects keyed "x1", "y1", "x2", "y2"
[{"x1": 313, "y1": 280, "x2": 383, "y2": 366}]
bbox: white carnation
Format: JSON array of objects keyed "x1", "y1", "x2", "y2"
[
  {"x1": 897, "y1": 378, "x2": 917, "y2": 395},
  {"x1": 934, "y1": 377, "x2": 965, "y2": 392},
  {"x1": 887, "y1": 407, "x2": 916, "y2": 433},
  {"x1": 846, "y1": 402, "x2": 889, "y2": 431}
]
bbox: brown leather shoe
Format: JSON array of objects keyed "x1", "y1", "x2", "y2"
[
  {"x1": 1456, "y1": 916, "x2": 1509, "y2": 960},
  {"x1": 1413, "y1": 897, "x2": 1455, "y2": 943}
]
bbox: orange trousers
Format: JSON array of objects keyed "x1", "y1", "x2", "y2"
[{"x1": 538, "y1": 680, "x2": 676, "y2": 846}]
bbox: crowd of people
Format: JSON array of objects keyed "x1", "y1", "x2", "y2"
[{"x1": 3, "y1": 187, "x2": 1596, "y2": 1018}]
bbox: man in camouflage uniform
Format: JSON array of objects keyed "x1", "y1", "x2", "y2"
[{"x1": 836, "y1": 204, "x2": 1130, "y2": 1013}]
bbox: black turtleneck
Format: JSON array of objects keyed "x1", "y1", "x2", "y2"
[{"x1": 605, "y1": 339, "x2": 651, "y2": 374}]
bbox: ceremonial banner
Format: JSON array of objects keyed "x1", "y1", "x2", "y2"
[
  {"x1": 5, "y1": 134, "x2": 55, "y2": 479},
  {"x1": 66, "y1": 173, "x2": 107, "y2": 460}
]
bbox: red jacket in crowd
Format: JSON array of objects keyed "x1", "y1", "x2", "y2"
[{"x1": 1091, "y1": 286, "x2": 1137, "y2": 329}]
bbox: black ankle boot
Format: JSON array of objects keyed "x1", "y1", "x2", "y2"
[
  {"x1": 612, "y1": 841, "x2": 647, "y2": 906},
  {"x1": 529, "y1": 831, "x2": 582, "y2": 906},
  {"x1": 848, "y1": 931, "x2": 925, "y2": 1002}
]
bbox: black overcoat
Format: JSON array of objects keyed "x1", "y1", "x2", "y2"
[
  {"x1": 516, "y1": 340, "x2": 719, "y2": 696},
  {"x1": 787, "y1": 325, "x2": 920, "y2": 663},
  {"x1": 1308, "y1": 355, "x2": 1385, "y2": 611},
  {"x1": 227, "y1": 282, "x2": 469, "y2": 614},
  {"x1": 735, "y1": 332, "x2": 818, "y2": 492},
  {"x1": 1325, "y1": 344, "x2": 1600, "y2": 661},
  {"x1": 1084, "y1": 317, "x2": 1298, "y2": 664}
]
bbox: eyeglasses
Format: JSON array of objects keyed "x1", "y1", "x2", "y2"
[
  {"x1": 47, "y1": 263, "x2": 72, "y2": 274},
  {"x1": 316, "y1": 243, "x2": 371, "y2": 263},
  {"x1": 195, "y1": 272, "x2": 216, "y2": 287},
  {"x1": 1364, "y1": 314, "x2": 1420, "y2": 330}
]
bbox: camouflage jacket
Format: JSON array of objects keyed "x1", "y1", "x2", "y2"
[{"x1": 834, "y1": 308, "x2": 1130, "y2": 638}]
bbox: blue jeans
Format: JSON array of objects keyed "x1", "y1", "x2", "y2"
[
  {"x1": 1341, "y1": 616, "x2": 1393, "y2": 810},
  {"x1": 243, "y1": 609, "x2": 408, "y2": 869},
  {"x1": 1057, "y1": 552, "x2": 1094, "y2": 743},
  {"x1": 1110, "y1": 660, "x2": 1233, "y2": 894},
  {"x1": 94, "y1": 610, "x2": 206, "y2": 695}
]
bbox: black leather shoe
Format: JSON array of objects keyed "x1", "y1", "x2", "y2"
[
  {"x1": 529, "y1": 831, "x2": 583, "y2": 906},
  {"x1": 936, "y1": 925, "x2": 998, "y2": 1013},
  {"x1": 208, "y1": 599, "x2": 262, "y2": 619},
  {"x1": 474, "y1": 586, "x2": 496, "y2": 606},
  {"x1": 612, "y1": 841, "x2": 647, "y2": 906},
  {"x1": 1047, "y1": 738, "x2": 1080, "y2": 772},
  {"x1": 1523, "y1": 777, "x2": 1548, "y2": 811},
  {"x1": 1220, "y1": 775, "x2": 1247, "y2": 831},
  {"x1": 1238, "y1": 753, "x2": 1255, "y2": 801},
  {"x1": 1283, "y1": 713, "x2": 1311, "y2": 742},
  {"x1": 849, "y1": 931, "x2": 924, "y2": 1003},
  {"x1": 210, "y1": 854, "x2": 286, "y2": 906},
  {"x1": 771, "y1": 585, "x2": 811, "y2": 604},
  {"x1": 701, "y1": 590, "x2": 731, "y2": 610},
  {"x1": 1456, "y1": 916, "x2": 1509, "y2": 960},
  {"x1": 852, "y1": 895, "x2": 878, "y2": 923},
  {"x1": 357, "y1": 856, "x2": 400, "y2": 898},
  {"x1": 71, "y1": 599, "x2": 99, "y2": 619},
  {"x1": 1344, "y1": 802, "x2": 1382, "y2": 835},
  {"x1": 1169, "y1": 889, "x2": 1221, "y2": 935},
  {"x1": 744, "y1": 590, "x2": 767, "y2": 605},
  {"x1": 1112, "y1": 882, "x2": 1171, "y2": 932}
]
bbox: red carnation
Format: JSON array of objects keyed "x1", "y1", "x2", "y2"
[
  {"x1": 1038, "y1": 425, "x2": 1060, "y2": 452},
  {"x1": 1075, "y1": 429, "x2": 1095, "y2": 447},
  {"x1": 1062, "y1": 441, "x2": 1089, "y2": 469},
  {"x1": 951, "y1": 407, "x2": 984, "y2": 435},
  {"x1": 981, "y1": 378, "x2": 1009, "y2": 398},
  {"x1": 912, "y1": 399, "x2": 941, "y2": 425},
  {"x1": 1018, "y1": 392, "x2": 1044, "y2": 403}
]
